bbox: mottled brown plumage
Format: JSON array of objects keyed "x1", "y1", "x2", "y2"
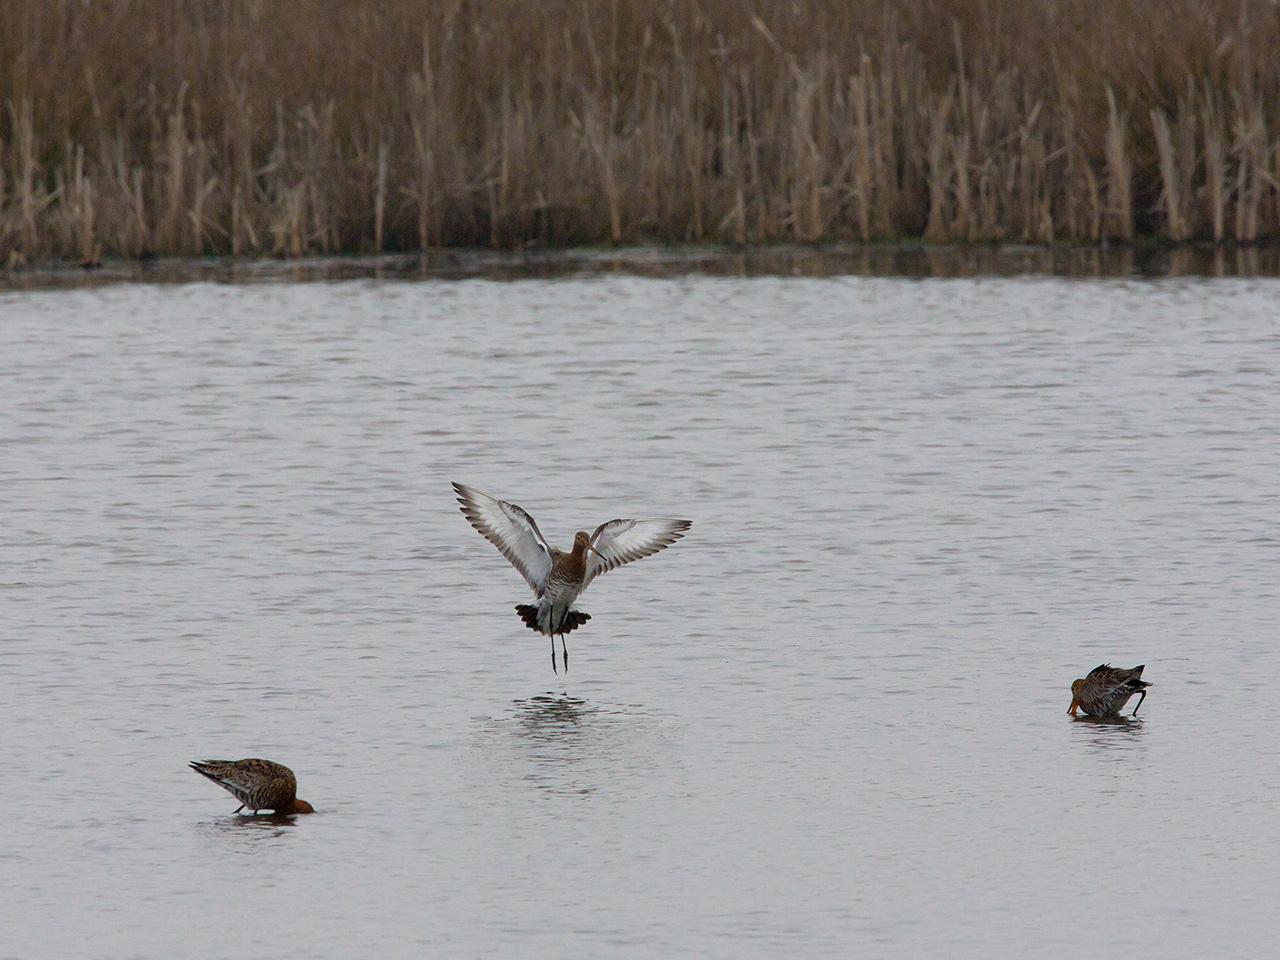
[
  {"x1": 1068, "y1": 664, "x2": 1151, "y2": 718},
  {"x1": 189, "y1": 758, "x2": 314, "y2": 814}
]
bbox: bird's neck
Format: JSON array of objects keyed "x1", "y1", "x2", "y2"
[{"x1": 560, "y1": 542, "x2": 589, "y2": 577}]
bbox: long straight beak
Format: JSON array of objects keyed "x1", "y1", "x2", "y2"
[{"x1": 585, "y1": 541, "x2": 607, "y2": 559}]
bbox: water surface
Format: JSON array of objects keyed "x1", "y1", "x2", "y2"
[{"x1": 2, "y1": 271, "x2": 1278, "y2": 957}]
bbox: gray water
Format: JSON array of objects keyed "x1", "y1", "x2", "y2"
[{"x1": 3, "y1": 270, "x2": 1278, "y2": 958}]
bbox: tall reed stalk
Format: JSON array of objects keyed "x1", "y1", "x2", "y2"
[{"x1": 2, "y1": 0, "x2": 1279, "y2": 263}]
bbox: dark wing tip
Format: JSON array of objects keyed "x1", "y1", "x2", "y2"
[
  {"x1": 189, "y1": 762, "x2": 223, "y2": 783},
  {"x1": 656, "y1": 519, "x2": 691, "y2": 544}
]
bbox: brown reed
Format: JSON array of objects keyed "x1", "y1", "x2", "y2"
[{"x1": 2, "y1": 0, "x2": 1279, "y2": 264}]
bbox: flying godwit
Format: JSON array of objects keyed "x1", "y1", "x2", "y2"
[
  {"x1": 1068, "y1": 664, "x2": 1152, "y2": 717},
  {"x1": 189, "y1": 758, "x2": 315, "y2": 814},
  {"x1": 452, "y1": 481, "x2": 691, "y2": 673}
]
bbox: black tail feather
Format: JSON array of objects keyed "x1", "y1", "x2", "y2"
[{"x1": 514, "y1": 604, "x2": 591, "y2": 635}]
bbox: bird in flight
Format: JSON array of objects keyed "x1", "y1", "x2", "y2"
[{"x1": 452, "y1": 482, "x2": 691, "y2": 673}]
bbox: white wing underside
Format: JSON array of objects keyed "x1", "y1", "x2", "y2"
[
  {"x1": 452, "y1": 482, "x2": 553, "y2": 593},
  {"x1": 585, "y1": 518, "x2": 692, "y2": 587}
]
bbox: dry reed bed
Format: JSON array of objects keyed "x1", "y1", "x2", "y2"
[{"x1": 2, "y1": 0, "x2": 1279, "y2": 263}]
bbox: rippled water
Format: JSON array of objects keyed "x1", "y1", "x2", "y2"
[{"x1": 3, "y1": 270, "x2": 1278, "y2": 957}]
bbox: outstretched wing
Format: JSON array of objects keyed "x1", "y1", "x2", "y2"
[
  {"x1": 585, "y1": 518, "x2": 691, "y2": 586},
  {"x1": 453, "y1": 482, "x2": 553, "y2": 593}
]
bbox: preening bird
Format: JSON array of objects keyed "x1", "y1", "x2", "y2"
[
  {"x1": 452, "y1": 482, "x2": 691, "y2": 673},
  {"x1": 1068, "y1": 664, "x2": 1151, "y2": 718}
]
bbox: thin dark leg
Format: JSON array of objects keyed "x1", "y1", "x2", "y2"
[
  {"x1": 561, "y1": 634, "x2": 569, "y2": 673},
  {"x1": 233, "y1": 804, "x2": 244, "y2": 814},
  {"x1": 550, "y1": 632, "x2": 557, "y2": 674},
  {"x1": 1132, "y1": 690, "x2": 1147, "y2": 715}
]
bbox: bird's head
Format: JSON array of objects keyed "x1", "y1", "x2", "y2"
[
  {"x1": 574, "y1": 531, "x2": 606, "y2": 559},
  {"x1": 1068, "y1": 678, "x2": 1085, "y2": 716},
  {"x1": 291, "y1": 799, "x2": 316, "y2": 814}
]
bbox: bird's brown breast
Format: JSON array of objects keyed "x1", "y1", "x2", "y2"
[{"x1": 553, "y1": 547, "x2": 588, "y2": 583}]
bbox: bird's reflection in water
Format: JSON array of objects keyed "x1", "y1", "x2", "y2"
[
  {"x1": 200, "y1": 812, "x2": 306, "y2": 843},
  {"x1": 1071, "y1": 714, "x2": 1144, "y2": 728},
  {"x1": 1070, "y1": 713, "x2": 1146, "y2": 754},
  {"x1": 474, "y1": 693, "x2": 656, "y2": 797},
  {"x1": 515, "y1": 693, "x2": 593, "y2": 738},
  {"x1": 232, "y1": 812, "x2": 309, "y2": 826},
  {"x1": 509, "y1": 694, "x2": 605, "y2": 795}
]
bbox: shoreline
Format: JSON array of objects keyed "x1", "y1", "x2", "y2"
[{"x1": 4, "y1": 241, "x2": 1280, "y2": 290}]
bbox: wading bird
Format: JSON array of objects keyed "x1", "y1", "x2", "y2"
[
  {"x1": 189, "y1": 758, "x2": 315, "y2": 815},
  {"x1": 1068, "y1": 664, "x2": 1151, "y2": 718},
  {"x1": 452, "y1": 482, "x2": 691, "y2": 673}
]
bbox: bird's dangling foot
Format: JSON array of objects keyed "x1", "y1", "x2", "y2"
[
  {"x1": 561, "y1": 634, "x2": 569, "y2": 674},
  {"x1": 550, "y1": 633, "x2": 558, "y2": 674}
]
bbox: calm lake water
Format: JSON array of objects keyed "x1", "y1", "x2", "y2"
[{"x1": 3, "y1": 259, "x2": 1279, "y2": 957}]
